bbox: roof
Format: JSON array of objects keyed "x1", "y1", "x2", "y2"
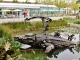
[{"x1": 0, "y1": 3, "x2": 57, "y2": 9}]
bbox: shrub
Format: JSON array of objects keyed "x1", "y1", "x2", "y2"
[
  {"x1": 73, "y1": 19, "x2": 80, "y2": 24},
  {"x1": 0, "y1": 38, "x2": 6, "y2": 46}
]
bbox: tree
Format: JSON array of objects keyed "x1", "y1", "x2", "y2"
[
  {"x1": 35, "y1": 0, "x2": 44, "y2": 4},
  {"x1": 0, "y1": 0, "x2": 3, "y2": 2},
  {"x1": 35, "y1": 0, "x2": 40, "y2": 4},
  {"x1": 43, "y1": 0, "x2": 53, "y2": 5},
  {"x1": 25, "y1": 0, "x2": 29, "y2": 2},
  {"x1": 70, "y1": 0, "x2": 79, "y2": 14},
  {"x1": 53, "y1": 0, "x2": 67, "y2": 10},
  {"x1": 76, "y1": 0, "x2": 80, "y2": 3},
  {"x1": 13, "y1": 0, "x2": 18, "y2": 3},
  {"x1": 25, "y1": 0, "x2": 31, "y2": 4}
]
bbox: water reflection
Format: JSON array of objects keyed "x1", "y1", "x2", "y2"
[
  {"x1": 47, "y1": 46, "x2": 80, "y2": 60},
  {"x1": 47, "y1": 33, "x2": 80, "y2": 60},
  {"x1": 74, "y1": 45, "x2": 80, "y2": 53}
]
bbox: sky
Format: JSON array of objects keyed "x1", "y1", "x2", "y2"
[{"x1": 4, "y1": 0, "x2": 35, "y2": 2}]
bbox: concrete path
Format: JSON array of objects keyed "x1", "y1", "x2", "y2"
[
  {"x1": 0, "y1": 16, "x2": 76, "y2": 23},
  {"x1": 0, "y1": 18, "x2": 24, "y2": 23}
]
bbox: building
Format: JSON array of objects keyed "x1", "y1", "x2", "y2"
[{"x1": 0, "y1": 3, "x2": 58, "y2": 18}]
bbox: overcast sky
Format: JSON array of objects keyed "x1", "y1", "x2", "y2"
[{"x1": 4, "y1": 0, "x2": 35, "y2": 2}]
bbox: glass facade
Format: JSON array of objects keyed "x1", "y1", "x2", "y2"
[
  {"x1": 0, "y1": 3, "x2": 58, "y2": 18},
  {"x1": 29, "y1": 6, "x2": 58, "y2": 17}
]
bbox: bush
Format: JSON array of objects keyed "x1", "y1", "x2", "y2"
[
  {"x1": 0, "y1": 38, "x2": 6, "y2": 46},
  {"x1": 73, "y1": 19, "x2": 80, "y2": 24}
]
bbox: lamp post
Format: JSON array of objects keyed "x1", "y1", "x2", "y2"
[
  {"x1": 79, "y1": 7, "x2": 80, "y2": 12},
  {"x1": 47, "y1": 4, "x2": 48, "y2": 17},
  {"x1": 67, "y1": 0, "x2": 69, "y2": 14},
  {"x1": 47, "y1": 1, "x2": 49, "y2": 17}
]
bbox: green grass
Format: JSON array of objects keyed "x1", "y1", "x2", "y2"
[
  {"x1": 11, "y1": 48, "x2": 46, "y2": 60},
  {"x1": 0, "y1": 20, "x2": 68, "y2": 40},
  {"x1": 21, "y1": 49, "x2": 46, "y2": 60}
]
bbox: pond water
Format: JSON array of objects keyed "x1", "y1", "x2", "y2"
[
  {"x1": 47, "y1": 47, "x2": 80, "y2": 60},
  {"x1": 20, "y1": 33, "x2": 80, "y2": 60},
  {"x1": 47, "y1": 33, "x2": 80, "y2": 60}
]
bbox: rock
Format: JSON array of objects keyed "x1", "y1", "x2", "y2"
[
  {"x1": 45, "y1": 43, "x2": 54, "y2": 53},
  {"x1": 72, "y1": 58, "x2": 80, "y2": 60},
  {"x1": 76, "y1": 41, "x2": 80, "y2": 46},
  {"x1": 20, "y1": 44, "x2": 31, "y2": 49}
]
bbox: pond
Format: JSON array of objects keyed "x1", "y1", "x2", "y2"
[
  {"x1": 47, "y1": 47, "x2": 80, "y2": 60},
  {"x1": 47, "y1": 33, "x2": 80, "y2": 60},
  {"x1": 20, "y1": 33, "x2": 80, "y2": 60},
  {"x1": 21, "y1": 45, "x2": 80, "y2": 60}
]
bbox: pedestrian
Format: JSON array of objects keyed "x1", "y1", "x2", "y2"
[{"x1": 23, "y1": 11, "x2": 28, "y2": 18}]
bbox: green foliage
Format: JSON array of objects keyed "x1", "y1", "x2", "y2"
[
  {"x1": 74, "y1": 45, "x2": 80, "y2": 53},
  {"x1": 12, "y1": 0, "x2": 18, "y2": 3},
  {"x1": 53, "y1": 0, "x2": 67, "y2": 9},
  {"x1": 73, "y1": 19, "x2": 80, "y2": 24},
  {"x1": 0, "y1": 38, "x2": 6, "y2": 46},
  {"x1": 3, "y1": 31, "x2": 12, "y2": 40},
  {"x1": 35, "y1": 0, "x2": 41, "y2": 4},
  {"x1": 0, "y1": 27, "x2": 3, "y2": 37},
  {"x1": 0, "y1": 0, "x2": 3, "y2": 2},
  {"x1": 8, "y1": 49, "x2": 46, "y2": 60},
  {"x1": 31, "y1": 22, "x2": 43, "y2": 28},
  {"x1": 23, "y1": 50, "x2": 45, "y2": 60},
  {"x1": 2, "y1": 20, "x2": 67, "y2": 30},
  {"x1": 49, "y1": 20, "x2": 67, "y2": 27},
  {"x1": 70, "y1": 0, "x2": 79, "y2": 14},
  {"x1": 0, "y1": 25, "x2": 13, "y2": 40},
  {"x1": 76, "y1": 0, "x2": 80, "y2": 4},
  {"x1": 2, "y1": 21, "x2": 43, "y2": 31},
  {"x1": 0, "y1": 20, "x2": 67, "y2": 40},
  {"x1": 2, "y1": 22, "x2": 31, "y2": 30},
  {"x1": 11, "y1": 41, "x2": 22, "y2": 48},
  {"x1": 63, "y1": 17, "x2": 72, "y2": 20},
  {"x1": 7, "y1": 54, "x2": 26, "y2": 60},
  {"x1": 43, "y1": 0, "x2": 53, "y2": 5}
]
